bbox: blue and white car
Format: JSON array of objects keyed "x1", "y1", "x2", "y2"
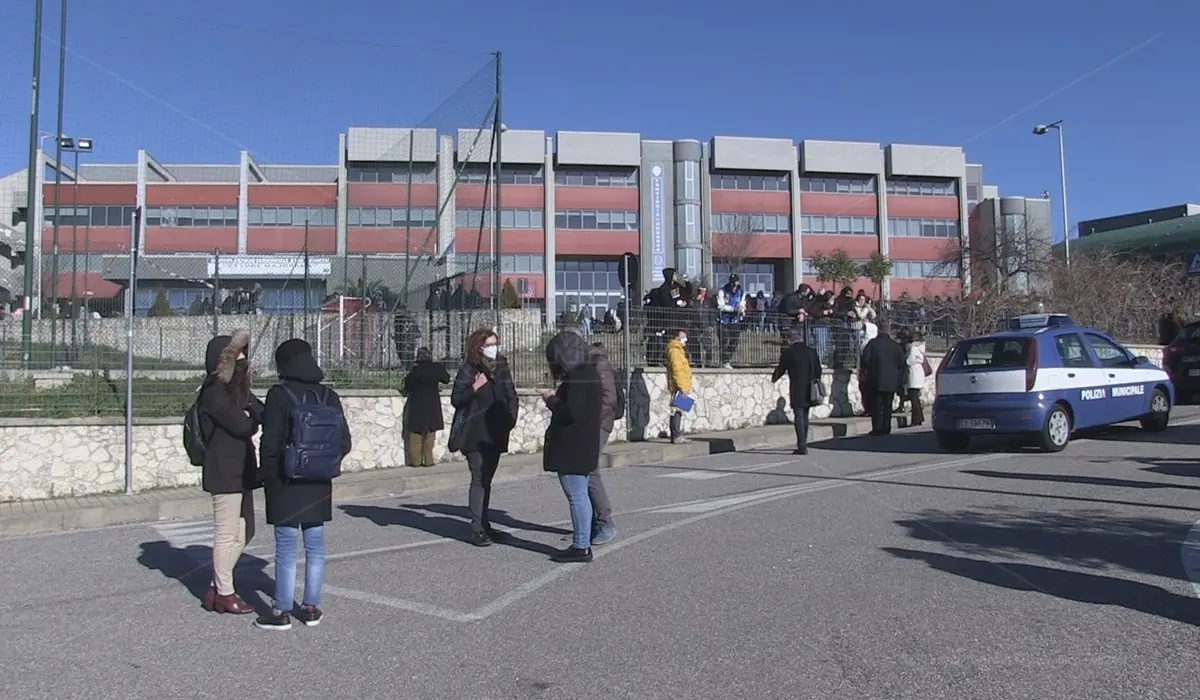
[{"x1": 931, "y1": 314, "x2": 1173, "y2": 453}]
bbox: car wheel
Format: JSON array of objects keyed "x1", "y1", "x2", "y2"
[
  {"x1": 1038, "y1": 404, "x2": 1071, "y2": 453},
  {"x1": 935, "y1": 430, "x2": 970, "y2": 453},
  {"x1": 1139, "y1": 388, "x2": 1171, "y2": 432}
]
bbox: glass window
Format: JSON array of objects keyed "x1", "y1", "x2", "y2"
[
  {"x1": 948, "y1": 338, "x2": 1031, "y2": 369},
  {"x1": 1054, "y1": 334, "x2": 1094, "y2": 368},
  {"x1": 1085, "y1": 334, "x2": 1131, "y2": 368},
  {"x1": 277, "y1": 207, "x2": 293, "y2": 225}
]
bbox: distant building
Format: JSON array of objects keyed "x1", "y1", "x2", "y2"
[
  {"x1": 971, "y1": 195, "x2": 1053, "y2": 295},
  {"x1": 1077, "y1": 204, "x2": 1200, "y2": 239}
]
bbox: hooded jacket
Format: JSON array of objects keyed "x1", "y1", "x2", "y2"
[
  {"x1": 542, "y1": 332, "x2": 603, "y2": 475},
  {"x1": 563, "y1": 327, "x2": 619, "y2": 433},
  {"x1": 198, "y1": 328, "x2": 263, "y2": 496},
  {"x1": 258, "y1": 339, "x2": 352, "y2": 526}
]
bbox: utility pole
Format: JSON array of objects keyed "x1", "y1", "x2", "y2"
[
  {"x1": 492, "y1": 50, "x2": 502, "y2": 331},
  {"x1": 22, "y1": 0, "x2": 46, "y2": 368}
]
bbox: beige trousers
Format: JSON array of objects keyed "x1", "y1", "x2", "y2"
[{"x1": 211, "y1": 493, "x2": 247, "y2": 596}]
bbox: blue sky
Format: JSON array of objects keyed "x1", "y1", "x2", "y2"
[{"x1": 0, "y1": 0, "x2": 1192, "y2": 243}]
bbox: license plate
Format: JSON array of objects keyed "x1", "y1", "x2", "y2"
[
  {"x1": 1188, "y1": 369, "x2": 1200, "y2": 377},
  {"x1": 957, "y1": 418, "x2": 995, "y2": 430}
]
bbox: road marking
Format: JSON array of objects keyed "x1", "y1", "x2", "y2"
[
  {"x1": 650, "y1": 486, "x2": 803, "y2": 514},
  {"x1": 1181, "y1": 520, "x2": 1200, "y2": 598},
  {"x1": 467, "y1": 452, "x2": 1007, "y2": 622},
  {"x1": 152, "y1": 520, "x2": 270, "y2": 556},
  {"x1": 656, "y1": 459, "x2": 798, "y2": 481},
  {"x1": 322, "y1": 585, "x2": 480, "y2": 623}
]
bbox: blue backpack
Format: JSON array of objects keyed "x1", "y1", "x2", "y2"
[{"x1": 280, "y1": 384, "x2": 345, "y2": 481}]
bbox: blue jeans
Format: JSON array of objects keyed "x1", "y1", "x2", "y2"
[
  {"x1": 273, "y1": 524, "x2": 326, "y2": 612},
  {"x1": 558, "y1": 474, "x2": 593, "y2": 550}
]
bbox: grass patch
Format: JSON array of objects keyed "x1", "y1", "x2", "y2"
[{"x1": 0, "y1": 341, "x2": 201, "y2": 371}]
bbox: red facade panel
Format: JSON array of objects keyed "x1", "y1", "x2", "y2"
[
  {"x1": 146, "y1": 184, "x2": 237, "y2": 206},
  {"x1": 710, "y1": 190, "x2": 792, "y2": 215},
  {"x1": 345, "y1": 183, "x2": 435, "y2": 207},
  {"x1": 247, "y1": 227, "x2": 337, "y2": 255},
  {"x1": 454, "y1": 229, "x2": 543, "y2": 255},
  {"x1": 43, "y1": 183, "x2": 135, "y2": 205},
  {"x1": 799, "y1": 192, "x2": 877, "y2": 216},
  {"x1": 456, "y1": 185, "x2": 543, "y2": 209},
  {"x1": 801, "y1": 234, "x2": 879, "y2": 259},
  {"x1": 887, "y1": 237, "x2": 951, "y2": 262},
  {"x1": 144, "y1": 227, "x2": 238, "y2": 254},
  {"x1": 555, "y1": 231, "x2": 639, "y2": 256},
  {"x1": 40, "y1": 226, "x2": 129, "y2": 253},
  {"x1": 554, "y1": 188, "x2": 639, "y2": 210},
  {"x1": 890, "y1": 278, "x2": 961, "y2": 299},
  {"x1": 346, "y1": 228, "x2": 439, "y2": 255},
  {"x1": 249, "y1": 185, "x2": 338, "y2": 206},
  {"x1": 886, "y1": 196, "x2": 960, "y2": 219},
  {"x1": 801, "y1": 276, "x2": 876, "y2": 294},
  {"x1": 713, "y1": 233, "x2": 792, "y2": 259}
]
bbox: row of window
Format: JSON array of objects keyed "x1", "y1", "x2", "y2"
[
  {"x1": 347, "y1": 207, "x2": 438, "y2": 228},
  {"x1": 892, "y1": 260, "x2": 960, "y2": 279},
  {"x1": 246, "y1": 207, "x2": 337, "y2": 227},
  {"x1": 799, "y1": 176, "x2": 877, "y2": 194},
  {"x1": 887, "y1": 217, "x2": 960, "y2": 238},
  {"x1": 710, "y1": 212, "x2": 792, "y2": 234},
  {"x1": 456, "y1": 208, "x2": 545, "y2": 230},
  {"x1": 457, "y1": 165, "x2": 545, "y2": 186},
  {"x1": 44, "y1": 205, "x2": 136, "y2": 227},
  {"x1": 555, "y1": 169, "x2": 638, "y2": 188},
  {"x1": 710, "y1": 172, "x2": 789, "y2": 192},
  {"x1": 886, "y1": 179, "x2": 958, "y2": 197},
  {"x1": 147, "y1": 206, "x2": 242, "y2": 227},
  {"x1": 346, "y1": 163, "x2": 438, "y2": 184},
  {"x1": 799, "y1": 214, "x2": 878, "y2": 236},
  {"x1": 554, "y1": 210, "x2": 640, "y2": 231}
]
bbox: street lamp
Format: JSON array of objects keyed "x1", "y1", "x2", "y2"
[
  {"x1": 58, "y1": 136, "x2": 93, "y2": 363},
  {"x1": 1033, "y1": 120, "x2": 1071, "y2": 268}
]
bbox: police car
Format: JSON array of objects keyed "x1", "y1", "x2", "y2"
[{"x1": 931, "y1": 314, "x2": 1173, "y2": 453}]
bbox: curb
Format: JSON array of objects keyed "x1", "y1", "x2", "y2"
[{"x1": 0, "y1": 414, "x2": 905, "y2": 536}]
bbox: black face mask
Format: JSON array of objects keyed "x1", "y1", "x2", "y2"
[{"x1": 235, "y1": 358, "x2": 249, "y2": 373}]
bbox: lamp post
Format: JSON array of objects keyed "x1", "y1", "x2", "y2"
[
  {"x1": 65, "y1": 137, "x2": 92, "y2": 361},
  {"x1": 1033, "y1": 121, "x2": 1071, "y2": 268}
]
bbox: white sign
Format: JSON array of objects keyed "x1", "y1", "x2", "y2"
[
  {"x1": 207, "y1": 255, "x2": 332, "y2": 278},
  {"x1": 650, "y1": 164, "x2": 666, "y2": 284}
]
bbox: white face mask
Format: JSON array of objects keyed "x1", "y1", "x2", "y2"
[
  {"x1": 679, "y1": 337, "x2": 688, "y2": 346},
  {"x1": 482, "y1": 346, "x2": 499, "y2": 360}
]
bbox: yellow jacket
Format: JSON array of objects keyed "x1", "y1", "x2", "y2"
[{"x1": 665, "y1": 339, "x2": 692, "y2": 394}]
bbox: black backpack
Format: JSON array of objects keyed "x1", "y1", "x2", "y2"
[
  {"x1": 182, "y1": 388, "x2": 207, "y2": 467},
  {"x1": 280, "y1": 384, "x2": 345, "y2": 481},
  {"x1": 613, "y1": 376, "x2": 627, "y2": 421}
]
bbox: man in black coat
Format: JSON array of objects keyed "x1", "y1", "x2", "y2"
[
  {"x1": 859, "y1": 322, "x2": 907, "y2": 435},
  {"x1": 772, "y1": 328, "x2": 823, "y2": 455}
]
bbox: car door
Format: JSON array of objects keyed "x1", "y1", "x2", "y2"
[
  {"x1": 1050, "y1": 332, "x2": 1106, "y2": 429},
  {"x1": 1083, "y1": 332, "x2": 1146, "y2": 422}
]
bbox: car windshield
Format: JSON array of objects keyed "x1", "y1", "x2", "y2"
[
  {"x1": 1177, "y1": 324, "x2": 1200, "y2": 341},
  {"x1": 947, "y1": 337, "x2": 1031, "y2": 369}
]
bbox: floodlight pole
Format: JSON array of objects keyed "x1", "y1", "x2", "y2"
[
  {"x1": 22, "y1": 0, "x2": 46, "y2": 368},
  {"x1": 492, "y1": 50, "x2": 503, "y2": 332},
  {"x1": 49, "y1": 0, "x2": 68, "y2": 364}
]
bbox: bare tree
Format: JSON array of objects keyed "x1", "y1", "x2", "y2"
[
  {"x1": 939, "y1": 210, "x2": 1055, "y2": 297},
  {"x1": 710, "y1": 213, "x2": 763, "y2": 284}
]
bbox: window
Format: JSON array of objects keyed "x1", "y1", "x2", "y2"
[
  {"x1": 45, "y1": 205, "x2": 138, "y2": 227},
  {"x1": 455, "y1": 208, "x2": 544, "y2": 230},
  {"x1": 714, "y1": 263, "x2": 776, "y2": 294},
  {"x1": 555, "y1": 259, "x2": 623, "y2": 316},
  {"x1": 554, "y1": 210, "x2": 638, "y2": 231},
  {"x1": 144, "y1": 206, "x2": 240, "y2": 227},
  {"x1": 887, "y1": 217, "x2": 959, "y2": 238},
  {"x1": 1054, "y1": 333, "x2": 1094, "y2": 369},
  {"x1": 346, "y1": 162, "x2": 437, "y2": 184},
  {"x1": 710, "y1": 172, "x2": 789, "y2": 192},
  {"x1": 457, "y1": 164, "x2": 545, "y2": 185},
  {"x1": 886, "y1": 179, "x2": 958, "y2": 197},
  {"x1": 470, "y1": 254, "x2": 545, "y2": 273},
  {"x1": 947, "y1": 338, "x2": 1031, "y2": 369},
  {"x1": 800, "y1": 258, "x2": 870, "y2": 277},
  {"x1": 1085, "y1": 334, "x2": 1131, "y2": 368},
  {"x1": 711, "y1": 212, "x2": 791, "y2": 234},
  {"x1": 554, "y1": 168, "x2": 638, "y2": 188},
  {"x1": 247, "y1": 206, "x2": 335, "y2": 227},
  {"x1": 891, "y1": 260, "x2": 958, "y2": 279},
  {"x1": 799, "y1": 214, "x2": 876, "y2": 236},
  {"x1": 798, "y1": 176, "x2": 877, "y2": 194},
  {"x1": 347, "y1": 206, "x2": 435, "y2": 228},
  {"x1": 966, "y1": 183, "x2": 980, "y2": 202}
]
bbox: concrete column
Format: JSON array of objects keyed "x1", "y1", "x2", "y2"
[
  {"x1": 237, "y1": 151, "x2": 250, "y2": 254},
  {"x1": 957, "y1": 173, "x2": 971, "y2": 295},
  {"x1": 699, "y1": 142, "x2": 713, "y2": 286},
  {"x1": 135, "y1": 150, "x2": 147, "y2": 257},
  {"x1": 30, "y1": 151, "x2": 46, "y2": 315},
  {"x1": 672, "y1": 140, "x2": 703, "y2": 282},
  {"x1": 436, "y1": 135, "x2": 456, "y2": 263},
  {"x1": 789, "y1": 144, "x2": 803, "y2": 289},
  {"x1": 542, "y1": 136, "x2": 556, "y2": 324},
  {"x1": 877, "y1": 167, "x2": 890, "y2": 300},
  {"x1": 335, "y1": 133, "x2": 348, "y2": 257}
]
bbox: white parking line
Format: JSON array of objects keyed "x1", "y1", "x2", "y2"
[
  {"x1": 656, "y1": 459, "x2": 799, "y2": 480},
  {"x1": 1181, "y1": 520, "x2": 1200, "y2": 599}
]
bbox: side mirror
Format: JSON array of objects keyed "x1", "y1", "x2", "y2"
[{"x1": 1134, "y1": 355, "x2": 1150, "y2": 365}]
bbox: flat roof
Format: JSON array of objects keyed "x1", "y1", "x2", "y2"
[{"x1": 1062, "y1": 214, "x2": 1200, "y2": 256}]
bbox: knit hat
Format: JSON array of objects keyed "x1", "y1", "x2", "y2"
[{"x1": 275, "y1": 338, "x2": 313, "y2": 368}]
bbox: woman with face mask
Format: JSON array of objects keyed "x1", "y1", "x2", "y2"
[
  {"x1": 196, "y1": 328, "x2": 265, "y2": 615},
  {"x1": 447, "y1": 329, "x2": 519, "y2": 547}
]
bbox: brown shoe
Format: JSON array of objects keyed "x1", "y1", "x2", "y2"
[
  {"x1": 214, "y1": 593, "x2": 254, "y2": 615},
  {"x1": 202, "y1": 584, "x2": 217, "y2": 612}
]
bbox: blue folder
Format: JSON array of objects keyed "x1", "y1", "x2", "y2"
[{"x1": 670, "y1": 391, "x2": 695, "y2": 412}]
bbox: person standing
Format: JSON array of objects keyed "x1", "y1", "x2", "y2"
[
  {"x1": 905, "y1": 330, "x2": 928, "y2": 426},
  {"x1": 859, "y1": 322, "x2": 907, "y2": 436},
  {"x1": 665, "y1": 328, "x2": 693, "y2": 444},
  {"x1": 402, "y1": 347, "x2": 451, "y2": 466},
  {"x1": 587, "y1": 340, "x2": 619, "y2": 545},
  {"x1": 448, "y1": 329, "x2": 519, "y2": 547},
  {"x1": 540, "y1": 331, "x2": 604, "y2": 563},
  {"x1": 198, "y1": 328, "x2": 263, "y2": 616},
  {"x1": 772, "y1": 328, "x2": 823, "y2": 455},
  {"x1": 716, "y1": 274, "x2": 747, "y2": 368},
  {"x1": 254, "y1": 339, "x2": 352, "y2": 631}
]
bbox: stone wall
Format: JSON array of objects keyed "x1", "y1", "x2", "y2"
[{"x1": 0, "y1": 341, "x2": 1164, "y2": 502}]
